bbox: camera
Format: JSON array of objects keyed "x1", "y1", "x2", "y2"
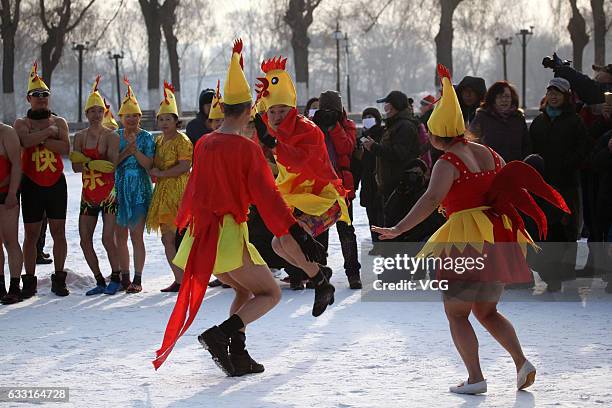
[{"x1": 542, "y1": 52, "x2": 572, "y2": 69}]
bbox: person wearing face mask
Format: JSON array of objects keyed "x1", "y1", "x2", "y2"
[
  {"x1": 356, "y1": 107, "x2": 384, "y2": 249},
  {"x1": 529, "y1": 78, "x2": 588, "y2": 292},
  {"x1": 69, "y1": 76, "x2": 120, "y2": 296},
  {"x1": 468, "y1": 81, "x2": 531, "y2": 163},
  {"x1": 14, "y1": 62, "x2": 71, "y2": 299},
  {"x1": 304, "y1": 97, "x2": 319, "y2": 119},
  {"x1": 312, "y1": 90, "x2": 361, "y2": 289},
  {"x1": 362, "y1": 90, "x2": 421, "y2": 207}
]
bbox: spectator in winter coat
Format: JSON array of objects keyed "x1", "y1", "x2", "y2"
[
  {"x1": 469, "y1": 81, "x2": 531, "y2": 162},
  {"x1": 304, "y1": 97, "x2": 319, "y2": 119},
  {"x1": 456, "y1": 76, "x2": 487, "y2": 125},
  {"x1": 362, "y1": 90, "x2": 421, "y2": 201},
  {"x1": 355, "y1": 107, "x2": 384, "y2": 247},
  {"x1": 591, "y1": 129, "x2": 612, "y2": 293},
  {"x1": 185, "y1": 88, "x2": 214, "y2": 146},
  {"x1": 529, "y1": 78, "x2": 588, "y2": 291},
  {"x1": 312, "y1": 90, "x2": 362, "y2": 289}
]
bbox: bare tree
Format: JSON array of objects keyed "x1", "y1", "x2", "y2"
[
  {"x1": 567, "y1": 0, "x2": 589, "y2": 72},
  {"x1": 284, "y1": 0, "x2": 322, "y2": 105},
  {"x1": 590, "y1": 0, "x2": 606, "y2": 65},
  {"x1": 160, "y1": 0, "x2": 179, "y2": 108},
  {"x1": 39, "y1": 0, "x2": 96, "y2": 86},
  {"x1": 434, "y1": 0, "x2": 464, "y2": 84},
  {"x1": 1, "y1": 0, "x2": 22, "y2": 122}
]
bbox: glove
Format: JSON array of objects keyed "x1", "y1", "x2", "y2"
[
  {"x1": 254, "y1": 113, "x2": 277, "y2": 148},
  {"x1": 289, "y1": 223, "x2": 327, "y2": 263},
  {"x1": 69, "y1": 151, "x2": 90, "y2": 164},
  {"x1": 88, "y1": 160, "x2": 115, "y2": 173},
  {"x1": 313, "y1": 109, "x2": 338, "y2": 129}
]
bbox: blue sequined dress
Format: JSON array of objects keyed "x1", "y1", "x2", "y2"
[{"x1": 116, "y1": 129, "x2": 155, "y2": 227}]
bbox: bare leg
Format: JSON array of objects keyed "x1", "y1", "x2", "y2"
[
  {"x1": 48, "y1": 218, "x2": 67, "y2": 272},
  {"x1": 79, "y1": 215, "x2": 101, "y2": 276},
  {"x1": 23, "y1": 222, "x2": 42, "y2": 275},
  {"x1": 473, "y1": 300, "x2": 527, "y2": 372},
  {"x1": 444, "y1": 299, "x2": 485, "y2": 384},
  {"x1": 216, "y1": 272, "x2": 254, "y2": 331},
  {"x1": 101, "y1": 213, "x2": 120, "y2": 272},
  {"x1": 161, "y1": 227, "x2": 183, "y2": 283},
  {"x1": 129, "y1": 219, "x2": 146, "y2": 274},
  {"x1": 223, "y1": 250, "x2": 281, "y2": 325},
  {"x1": 0, "y1": 205, "x2": 23, "y2": 279},
  {"x1": 272, "y1": 235, "x2": 320, "y2": 277},
  {"x1": 114, "y1": 225, "x2": 130, "y2": 272}
]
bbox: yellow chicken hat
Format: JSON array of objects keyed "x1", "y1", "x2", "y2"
[
  {"x1": 157, "y1": 80, "x2": 179, "y2": 117},
  {"x1": 256, "y1": 56, "x2": 296, "y2": 108},
  {"x1": 427, "y1": 64, "x2": 465, "y2": 137},
  {"x1": 84, "y1": 75, "x2": 106, "y2": 112},
  {"x1": 102, "y1": 98, "x2": 119, "y2": 130},
  {"x1": 28, "y1": 61, "x2": 49, "y2": 93},
  {"x1": 118, "y1": 77, "x2": 142, "y2": 116},
  {"x1": 208, "y1": 79, "x2": 224, "y2": 120},
  {"x1": 223, "y1": 39, "x2": 252, "y2": 105}
]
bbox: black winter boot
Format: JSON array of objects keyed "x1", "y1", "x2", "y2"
[
  {"x1": 21, "y1": 274, "x2": 37, "y2": 299},
  {"x1": 310, "y1": 267, "x2": 335, "y2": 317},
  {"x1": 229, "y1": 332, "x2": 264, "y2": 376},
  {"x1": 51, "y1": 271, "x2": 70, "y2": 297}
]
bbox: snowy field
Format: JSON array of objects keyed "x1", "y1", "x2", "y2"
[{"x1": 1, "y1": 171, "x2": 611, "y2": 408}]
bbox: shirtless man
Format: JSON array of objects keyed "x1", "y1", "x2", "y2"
[
  {"x1": 69, "y1": 76, "x2": 120, "y2": 295},
  {"x1": 13, "y1": 62, "x2": 70, "y2": 298},
  {"x1": 0, "y1": 123, "x2": 24, "y2": 304}
]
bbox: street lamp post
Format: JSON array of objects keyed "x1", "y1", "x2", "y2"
[
  {"x1": 73, "y1": 42, "x2": 89, "y2": 122},
  {"x1": 516, "y1": 26, "x2": 534, "y2": 109},
  {"x1": 495, "y1": 37, "x2": 512, "y2": 81},
  {"x1": 108, "y1": 52, "x2": 124, "y2": 109},
  {"x1": 344, "y1": 33, "x2": 352, "y2": 112},
  {"x1": 333, "y1": 22, "x2": 342, "y2": 93}
]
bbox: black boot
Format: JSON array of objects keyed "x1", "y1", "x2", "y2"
[
  {"x1": 230, "y1": 332, "x2": 264, "y2": 376},
  {"x1": 306, "y1": 266, "x2": 331, "y2": 289},
  {"x1": 51, "y1": 271, "x2": 70, "y2": 297},
  {"x1": 310, "y1": 267, "x2": 335, "y2": 317},
  {"x1": 0, "y1": 276, "x2": 6, "y2": 301},
  {"x1": 347, "y1": 274, "x2": 362, "y2": 290},
  {"x1": 198, "y1": 326, "x2": 235, "y2": 376},
  {"x1": 289, "y1": 273, "x2": 305, "y2": 291},
  {"x1": 1, "y1": 278, "x2": 22, "y2": 305},
  {"x1": 21, "y1": 274, "x2": 37, "y2": 299}
]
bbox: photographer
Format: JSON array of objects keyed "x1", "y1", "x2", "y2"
[
  {"x1": 313, "y1": 91, "x2": 362, "y2": 289},
  {"x1": 547, "y1": 53, "x2": 612, "y2": 105}
]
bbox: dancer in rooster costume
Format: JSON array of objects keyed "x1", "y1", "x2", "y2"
[
  {"x1": 153, "y1": 40, "x2": 328, "y2": 376},
  {"x1": 373, "y1": 65, "x2": 570, "y2": 395},
  {"x1": 253, "y1": 56, "x2": 350, "y2": 289}
]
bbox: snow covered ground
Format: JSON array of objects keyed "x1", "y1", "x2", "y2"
[{"x1": 1, "y1": 172, "x2": 611, "y2": 408}]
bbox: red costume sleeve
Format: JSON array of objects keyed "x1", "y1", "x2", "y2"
[
  {"x1": 247, "y1": 143, "x2": 296, "y2": 237},
  {"x1": 330, "y1": 117, "x2": 356, "y2": 157}
]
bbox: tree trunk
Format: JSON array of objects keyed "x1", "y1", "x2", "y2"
[
  {"x1": 2, "y1": 35, "x2": 16, "y2": 122},
  {"x1": 139, "y1": 0, "x2": 162, "y2": 110},
  {"x1": 434, "y1": 0, "x2": 463, "y2": 86},
  {"x1": 568, "y1": 0, "x2": 589, "y2": 72},
  {"x1": 161, "y1": 0, "x2": 180, "y2": 111},
  {"x1": 40, "y1": 30, "x2": 64, "y2": 87},
  {"x1": 590, "y1": 0, "x2": 606, "y2": 66},
  {"x1": 290, "y1": 27, "x2": 310, "y2": 105}
]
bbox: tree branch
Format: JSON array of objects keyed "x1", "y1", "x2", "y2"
[
  {"x1": 39, "y1": 0, "x2": 50, "y2": 31},
  {"x1": 66, "y1": 0, "x2": 96, "y2": 32},
  {"x1": 364, "y1": 0, "x2": 396, "y2": 33}
]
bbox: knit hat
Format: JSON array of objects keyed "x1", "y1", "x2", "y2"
[
  {"x1": 547, "y1": 77, "x2": 571, "y2": 93},
  {"x1": 319, "y1": 90, "x2": 343, "y2": 112},
  {"x1": 362, "y1": 107, "x2": 382, "y2": 124}
]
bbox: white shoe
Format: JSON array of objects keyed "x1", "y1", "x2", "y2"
[
  {"x1": 517, "y1": 360, "x2": 536, "y2": 390},
  {"x1": 450, "y1": 379, "x2": 487, "y2": 395}
]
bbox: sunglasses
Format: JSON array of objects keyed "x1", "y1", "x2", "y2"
[{"x1": 29, "y1": 91, "x2": 50, "y2": 98}]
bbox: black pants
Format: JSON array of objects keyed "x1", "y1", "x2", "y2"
[
  {"x1": 37, "y1": 215, "x2": 47, "y2": 255},
  {"x1": 318, "y1": 202, "x2": 361, "y2": 277},
  {"x1": 365, "y1": 203, "x2": 382, "y2": 242}
]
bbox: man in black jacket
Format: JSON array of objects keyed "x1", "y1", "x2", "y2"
[
  {"x1": 362, "y1": 90, "x2": 421, "y2": 224},
  {"x1": 185, "y1": 88, "x2": 215, "y2": 146},
  {"x1": 456, "y1": 76, "x2": 486, "y2": 125}
]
